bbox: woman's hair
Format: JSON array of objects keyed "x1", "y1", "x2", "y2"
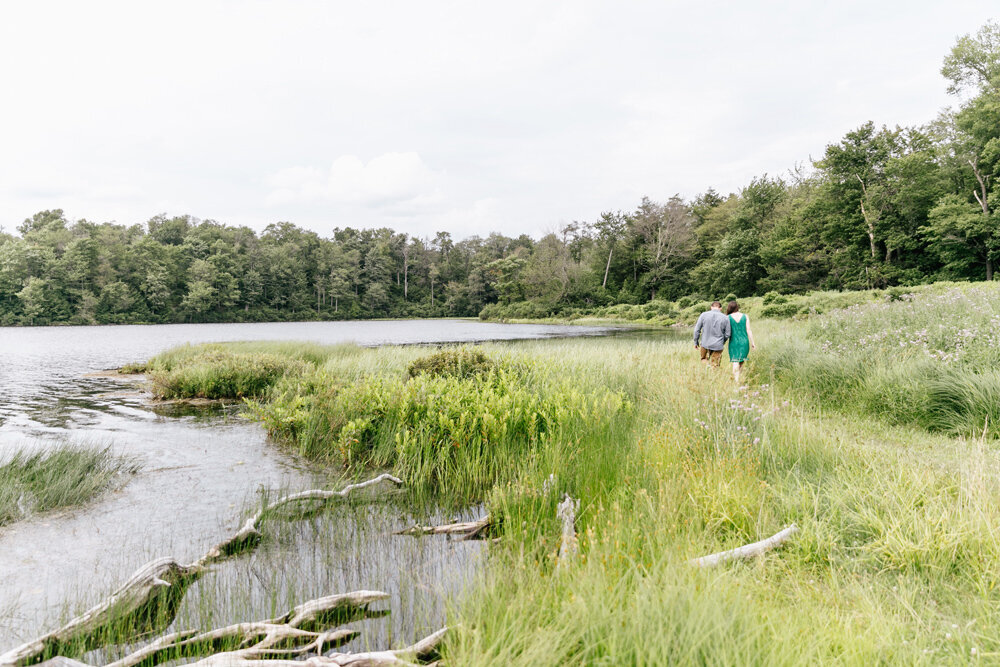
[{"x1": 726, "y1": 300, "x2": 740, "y2": 315}]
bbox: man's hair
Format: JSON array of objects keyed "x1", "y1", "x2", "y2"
[{"x1": 711, "y1": 301, "x2": 722, "y2": 308}]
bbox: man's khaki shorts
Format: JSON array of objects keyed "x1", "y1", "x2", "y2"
[{"x1": 699, "y1": 346, "x2": 723, "y2": 367}]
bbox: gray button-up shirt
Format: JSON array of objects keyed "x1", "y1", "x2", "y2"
[{"x1": 693, "y1": 310, "x2": 731, "y2": 351}]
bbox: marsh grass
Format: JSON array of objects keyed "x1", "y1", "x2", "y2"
[
  {"x1": 0, "y1": 445, "x2": 137, "y2": 527},
  {"x1": 145, "y1": 345, "x2": 315, "y2": 399}
]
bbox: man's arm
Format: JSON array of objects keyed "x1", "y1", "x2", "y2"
[
  {"x1": 693, "y1": 313, "x2": 704, "y2": 347},
  {"x1": 723, "y1": 315, "x2": 731, "y2": 342}
]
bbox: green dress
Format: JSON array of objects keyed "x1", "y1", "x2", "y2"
[{"x1": 728, "y1": 314, "x2": 750, "y2": 363}]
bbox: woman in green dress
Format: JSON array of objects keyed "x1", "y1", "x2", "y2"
[{"x1": 726, "y1": 301, "x2": 756, "y2": 383}]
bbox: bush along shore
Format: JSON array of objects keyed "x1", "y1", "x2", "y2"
[{"x1": 135, "y1": 281, "x2": 1000, "y2": 662}]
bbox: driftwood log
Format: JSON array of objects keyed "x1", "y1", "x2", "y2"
[
  {"x1": 189, "y1": 626, "x2": 447, "y2": 667},
  {"x1": 1, "y1": 475, "x2": 405, "y2": 667},
  {"x1": 103, "y1": 590, "x2": 386, "y2": 667},
  {"x1": 198, "y1": 474, "x2": 404, "y2": 566},
  {"x1": 689, "y1": 523, "x2": 799, "y2": 568},
  {"x1": 1, "y1": 558, "x2": 205, "y2": 667},
  {"x1": 394, "y1": 515, "x2": 489, "y2": 539},
  {"x1": 27, "y1": 593, "x2": 445, "y2": 667}
]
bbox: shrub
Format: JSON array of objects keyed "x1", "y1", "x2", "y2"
[
  {"x1": 760, "y1": 302, "x2": 802, "y2": 319},
  {"x1": 762, "y1": 291, "x2": 787, "y2": 305},
  {"x1": 407, "y1": 347, "x2": 500, "y2": 379}
]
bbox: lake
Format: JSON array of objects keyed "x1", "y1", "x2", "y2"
[{"x1": 0, "y1": 319, "x2": 620, "y2": 655}]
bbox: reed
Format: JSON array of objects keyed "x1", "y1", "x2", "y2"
[{"x1": 0, "y1": 445, "x2": 137, "y2": 527}]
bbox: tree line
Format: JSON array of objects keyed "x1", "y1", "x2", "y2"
[{"x1": 2, "y1": 22, "x2": 999, "y2": 326}]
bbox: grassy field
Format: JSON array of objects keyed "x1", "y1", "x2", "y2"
[
  {"x1": 0, "y1": 446, "x2": 137, "y2": 527},
  {"x1": 140, "y1": 283, "x2": 1000, "y2": 663}
]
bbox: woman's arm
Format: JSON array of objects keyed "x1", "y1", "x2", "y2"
[{"x1": 747, "y1": 315, "x2": 756, "y2": 349}]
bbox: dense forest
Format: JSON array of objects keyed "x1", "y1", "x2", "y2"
[{"x1": 2, "y1": 22, "x2": 999, "y2": 326}]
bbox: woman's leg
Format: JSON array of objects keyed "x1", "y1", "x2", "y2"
[{"x1": 732, "y1": 361, "x2": 740, "y2": 382}]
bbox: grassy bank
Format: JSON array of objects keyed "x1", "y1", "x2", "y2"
[
  {"x1": 0, "y1": 446, "x2": 137, "y2": 527},
  {"x1": 480, "y1": 280, "x2": 982, "y2": 327},
  {"x1": 444, "y1": 337, "x2": 1000, "y2": 663},
  {"x1": 145, "y1": 298, "x2": 1000, "y2": 661}
]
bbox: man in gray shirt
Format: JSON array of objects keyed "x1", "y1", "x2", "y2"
[{"x1": 693, "y1": 301, "x2": 731, "y2": 368}]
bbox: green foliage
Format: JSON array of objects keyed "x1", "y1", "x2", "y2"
[{"x1": 118, "y1": 361, "x2": 148, "y2": 374}]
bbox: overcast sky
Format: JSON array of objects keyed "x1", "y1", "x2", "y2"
[{"x1": 0, "y1": 1, "x2": 995, "y2": 240}]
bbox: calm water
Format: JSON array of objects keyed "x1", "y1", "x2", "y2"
[{"x1": 0, "y1": 319, "x2": 614, "y2": 654}]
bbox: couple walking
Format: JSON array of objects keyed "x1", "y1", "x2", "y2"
[{"x1": 693, "y1": 300, "x2": 756, "y2": 382}]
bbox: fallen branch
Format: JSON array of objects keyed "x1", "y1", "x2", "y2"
[
  {"x1": 190, "y1": 625, "x2": 447, "y2": 667},
  {"x1": 20, "y1": 591, "x2": 432, "y2": 667},
  {"x1": 2, "y1": 475, "x2": 405, "y2": 667},
  {"x1": 394, "y1": 515, "x2": 489, "y2": 538},
  {"x1": 689, "y1": 523, "x2": 799, "y2": 568},
  {"x1": 199, "y1": 474, "x2": 404, "y2": 566}
]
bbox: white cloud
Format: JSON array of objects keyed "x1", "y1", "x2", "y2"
[{"x1": 265, "y1": 152, "x2": 443, "y2": 209}]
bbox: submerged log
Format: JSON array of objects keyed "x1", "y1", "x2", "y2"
[
  {"x1": 27, "y1": 592, "x2": 446, "y2": 667},
  {"x1": 689, "y1": 523, "x2": 799, "y2": 568},
  {"x1": 1, "y1": 558, "x2": 204, "y2": 666},
  {"x1": 189, "y1": 626, "x2": 447, "y2": 667},
  {"x1": 199, "y1": 474, "x2": 404, "y2": 567},
  {"x1": 102, "y1": 591, "x2": 388, "y2": 667},
  {"x1": 394, "y1": 515, "x2": 489, "y2": 538},
  {"x1": 3, "y1": 475, "x2": 406, "y2": 667}
]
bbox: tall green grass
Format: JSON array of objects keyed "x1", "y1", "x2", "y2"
[
  {"x1": 444, "y1": 340, "x2": 1000, "y2": 664},
  {"x1": 757, "y1": 283, "x2": 1000, "y2": 438},
  {"x1": 0, "y1": 446, "x2": 137, "y2": 526},
  {"x1": 253, "y1": 348, "x2": 632, "y2": 499}
]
